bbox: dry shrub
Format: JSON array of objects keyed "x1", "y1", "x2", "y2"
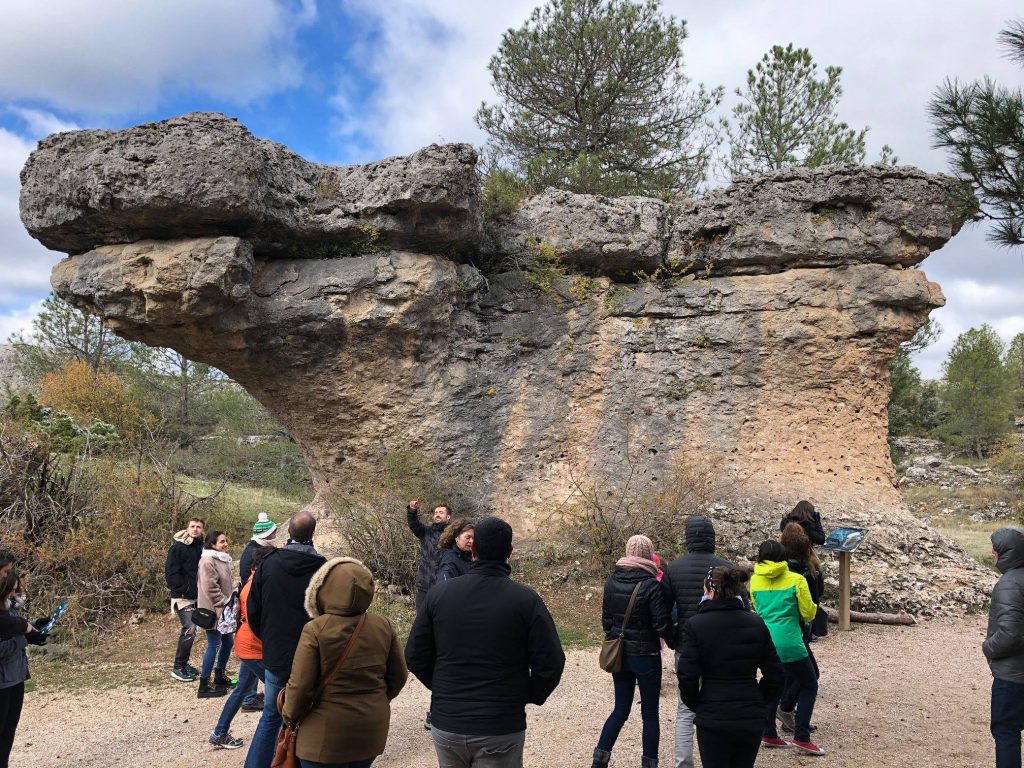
[
  {"x1": 38, "y1": 360, "x2": 145, "y2": 438},
  {"x1": 0, "y1": 421, "x2": 225, "y2": 634},
  {"x1": 327, "y1": 451, "x2": 487, "y2": 594},
  {"x1": 560, "y1": 449, "x2": 725, "y2": 572}
]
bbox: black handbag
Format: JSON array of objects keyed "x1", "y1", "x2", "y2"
[{"x1": 192, "y1": 607, "x2": 217, "y2": 630}]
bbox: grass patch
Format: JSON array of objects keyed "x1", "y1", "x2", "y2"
[{"x1": 931, "y1": 516, "x2": 1001, "y2": 568}]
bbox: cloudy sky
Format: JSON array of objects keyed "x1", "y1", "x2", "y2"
[{"x1": 0, "y1": 0, "x2": 1020, "y2": 376}]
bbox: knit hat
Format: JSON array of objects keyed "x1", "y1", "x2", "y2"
[
  {"x1": 252, "y1": 512, "x2": 277, "y2": 540},
  {"x1": 624, "y1": 534, "x2": 654, "y2": 560}
]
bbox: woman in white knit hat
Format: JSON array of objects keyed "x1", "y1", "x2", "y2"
[
  {"x1": 240, "y1": 513, "x2": 278, "y2": 587},
  {"x1": 593, "y1": 535, "x2": 676, "y2": 768}
]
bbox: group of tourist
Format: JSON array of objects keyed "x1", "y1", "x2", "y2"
[{"x1": 152, "y1": 490, "x2": 1024, "y2": 768}]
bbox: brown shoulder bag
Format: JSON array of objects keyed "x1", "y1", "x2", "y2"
[
  {"x1": 271, "y1": 613, "x2": 367, "y2": 768},
  {"x1": 598, "y1": 582, "x2": 642, "y2": 673}
]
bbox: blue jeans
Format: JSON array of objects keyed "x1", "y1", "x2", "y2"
[
  {"x1": 765, "y1": 655, "x2": 818, "y2": 742},
  {"x1": 992, "y1": 678, "x2": 1024, "y2": 768},
  {"x1": 213, "y1": 660, "x2": 265, "y2": 738},
  {"x1": 201, "y1": 629, "x2": 234, "y2": 680},
  {"x1": 597, "y1": 653, "x2": 662, "y2": 759},
  {"x1": 244, "y1": 668, "x2": 287, "y2": 768},
  {"x1": 299, "y1": 760, "x2": 374, "y2": 768}
]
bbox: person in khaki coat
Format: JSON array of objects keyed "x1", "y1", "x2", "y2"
[{"x1": 282, "y1": 557, "x2": 408, "y2": 768}]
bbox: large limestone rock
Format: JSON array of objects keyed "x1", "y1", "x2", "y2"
[{"x1": 21, "y1": 113, "x2": 988, "y2": 613}]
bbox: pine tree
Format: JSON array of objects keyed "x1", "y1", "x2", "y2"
[
  {"x1": 929, "y1": 19, "x2": 1024, "y2": 247},
  {"x1": 724, "y1": 44, "x2": 893, "y2": 177},
  {"x1": 476, "y1": 0, "x2": 721, "y2": 198},
  {"x1": 941, "y1": 325, "x2": 1014, "y2": 456}
]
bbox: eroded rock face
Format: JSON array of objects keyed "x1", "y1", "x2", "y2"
[{"x1": 21, "y1": 113, "x2": 989, "y2": 613}]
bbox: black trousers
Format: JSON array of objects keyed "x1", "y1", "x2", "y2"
[
  {"x1": 696, "y1": 727, "x2": 760, "y2": 768},
  {"x1": 0, "y1": 682, "x2": 24, "y2": 768}
]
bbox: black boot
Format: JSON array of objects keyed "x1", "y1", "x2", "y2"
[
  {"x1": 592, "y1": 748, "x2": 610, "y2": 768},
  {"x1": 641, "y1": 757, "x2": 658, "y2": 768},
  {"x1": 197, "y1": 677, "x2": 227, "y2": 698},
  {"x1": 214, "y1": 669, "x2": 236, "y2": 688}
]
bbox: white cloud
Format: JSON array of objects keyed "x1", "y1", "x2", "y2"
[
  {"x1": 0, "y1": 299, "x2": 45, "y2": 345},
  {"x1": 8, "y1": 108, "x2": 79, "y2": 139},
  {"x1": 0, "y1": 0, "x2": 315, "y2": 115}
]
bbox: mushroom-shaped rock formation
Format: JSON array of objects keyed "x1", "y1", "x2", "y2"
[{"x1": 20, "y1": 112, "x2": 988, "y2": 613}]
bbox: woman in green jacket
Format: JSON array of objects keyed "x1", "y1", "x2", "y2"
[{"x1": 749, "y1": 540, "x2": 824, "y2": 756}]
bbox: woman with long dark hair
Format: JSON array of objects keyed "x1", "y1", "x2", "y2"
[
  {"x1": 779, "y1": 500, "x2": 826, "y2": 545},
  {"x1": 593, "y1": 535, "x2": 674, "y2": 768},
  {"x1": 197, "y1": 529, "x2": 235, "y2": 698},
  {"x1": 0, "y1": 572, "x2": 42, "y2": 768},
  {"x1": 677, "y1": 566, "x2": 784, "y2": 768},
  {"x1": 750, "y1": 540, "x2": 824, "y2": 756}
]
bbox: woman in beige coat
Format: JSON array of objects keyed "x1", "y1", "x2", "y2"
[
  {"x1": 282, "y1": 557, "x2": 408, "y2": 768},
  {"x1": 197, "y1": 530, "x2": 235, "y2": 699}
]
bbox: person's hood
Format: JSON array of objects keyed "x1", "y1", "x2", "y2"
[
  {"x1": 174, "y1": 529, "x2": 198, "y2": 546},
  {"x1": 201, "y1": 548, "x2": 232, "y2": 563},
  {"x1": 753, "y1": 560, "x2": 789, "y2": 580},
  {"x1": 304, "y1": 557, "x2": 375, "y2": 618},
  {"x1": 685, "y1": 516, "x2": 716, "y2": 554},
  {"x1": 992, "y1": 527, "x2": 1024, "y2": 574}
]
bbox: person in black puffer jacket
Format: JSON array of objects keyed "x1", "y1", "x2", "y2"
[
  {"x1": 779, "y1": 500, "x2": 825, "y2": 545},
  {"x1": 437, "y1": 519, "x2": 474, "y2": 582},
  {"x1": 985, "y1": 527, "x2": 1024, "y2": 768},
  {"x1": 593, "y1": 535, "x2": 674, "y2": 768},
  {"x1": 662, "y1": 516, "x2": 736, "y2": 768},
  {"x1": 677, "y1": 566, "x2": 783, "y2": 768},
  {"x1": 406, "y1": 499, "x2": 452, "y2": 611}
]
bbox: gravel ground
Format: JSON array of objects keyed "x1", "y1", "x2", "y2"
[{"x1": 18, "y1": 615, "x2": 991, "y2": 767}]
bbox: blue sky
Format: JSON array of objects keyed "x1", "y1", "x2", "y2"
[{"x1": 0, "y1": 0, "x2": 1021, "y2": 377}]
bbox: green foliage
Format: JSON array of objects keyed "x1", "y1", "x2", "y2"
[
  {"x1": 939, "y1": 324, "x2": 1014, "y2": 456},
  {"x1": 887, "y1": 348, "x2": 943, "y2": 436},
  {"x1": 723, "y1": 44, "x2": 874, "y2": 177},
  {"x1": 476, "y1": 0, "x2": 722, "y2": 198},
  {"x1": 8, "y1": 295, "x2": 137, "y2": 382},
  {"x1": 1006, "y1": 332, "x2": 1024, "y2": 412},
  {"x1": 167, "y1": 437, "x2": 310, "y2": 499},
  {"x1": 929, "y1": 19, "x2": 1024, "y2": 247}
]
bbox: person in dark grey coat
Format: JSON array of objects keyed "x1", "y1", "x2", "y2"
[
  {"x1": 406, "y1": 499, "x2": 452, "y2": 611},
  {"x1": 985, "y1": 527, "x2": 1024, "y2": 768},
  {"x1": 661, "y1": 517, "x2": 736, "y2": 768}
]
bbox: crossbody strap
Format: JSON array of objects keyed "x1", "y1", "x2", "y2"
[
  {"x1": 314, "y1": 612, "x2": 366, "y2": 702},
  {"x1": 620, "y1": 582, "x2": 643, "y2": 631}
]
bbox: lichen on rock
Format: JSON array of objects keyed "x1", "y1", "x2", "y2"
[{"x1": 19, "y1": 112, "x2": 989, "y2": 613}]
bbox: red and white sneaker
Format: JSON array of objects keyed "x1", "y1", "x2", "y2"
[
  {"x1": 792, "y1": 739, "x2": 826, "y2": 755},
  {"x1": 761, "y1": 736, "x2": 791, "y2": 748}
]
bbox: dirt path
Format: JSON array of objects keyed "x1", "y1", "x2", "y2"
[{"x1": 17, "y1": 614, "x2": 991, "y2": 767}]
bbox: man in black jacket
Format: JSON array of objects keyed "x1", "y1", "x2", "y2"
[
  {"x1": 661, "y1": 517, "x2": 736, "y2": 768},
  {"x1": 243, "y1": 512, "x2": 326, "y2": 768},
  {"x1": 407, "y1": 498, "x2": 451, "y2": 611},
  {"x1": 985, "y1": 527, "x2": 1024, "y2": 768},
  {"x1": 405, "y1": 516, "x2": 565, "y2": 768},
  {"x1": 164, "y1": 517, "x2": 205, "y2": 683}
]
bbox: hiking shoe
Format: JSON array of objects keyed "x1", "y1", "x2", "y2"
[
  {"x1": 777, "y1": 708, "x2": 795, "y2": 732},
  {"x1": 792, "y1": 740, "x2": 826, "y2": 755},
  {"x1": 241, "y1": 694, "x2": 265, "y2": 712},
  {"x1": 171, "y1": 667, "x2": 196, "y2": 682},
  {"x1": 197, "y1": 678, "x2": 227, "y2": 699},
  {"x1": 185, "y1": 664, "x2": 200, "y2": 677},
  {"x1": 209, "y1": 733, "x2": 244, "y2": 750},
  {"x1": 761, "y1": 736, "x2": 791, "y2": 748}
]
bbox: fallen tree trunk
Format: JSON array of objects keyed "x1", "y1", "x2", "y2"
[{"x1": 822, "y1": 605, "x2": 917, "y2": 626}]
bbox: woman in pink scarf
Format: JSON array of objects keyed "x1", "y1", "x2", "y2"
[{"x1": 593, "y1": 535, "x2": 676, "y2": 768}]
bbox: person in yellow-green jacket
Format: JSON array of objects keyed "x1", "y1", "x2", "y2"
[{"x1": 749, "y1": 540, "x2": 825, "y2": 757}]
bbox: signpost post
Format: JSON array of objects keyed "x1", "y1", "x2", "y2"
[{"x1": 821, "y1": 527, "x2": 868, "y2": 632}]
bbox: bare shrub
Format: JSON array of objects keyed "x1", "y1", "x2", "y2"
[
  {"x1": 327, "y1": 451, "x2": 487, "y2": 594},
  {"x1": 559, "y1": 447, "x2": 726, "y2": 573}
]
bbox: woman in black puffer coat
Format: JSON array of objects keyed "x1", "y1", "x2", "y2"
[
  {"x1": 436, "y1": 519, "x2": 474, "y2": 582},
  {"x1": 593, "y1": 535, "x2": 674, "y2": 768},
  {"x1": 677, "y1": 567, "x2": 784, "y2": 768}
]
